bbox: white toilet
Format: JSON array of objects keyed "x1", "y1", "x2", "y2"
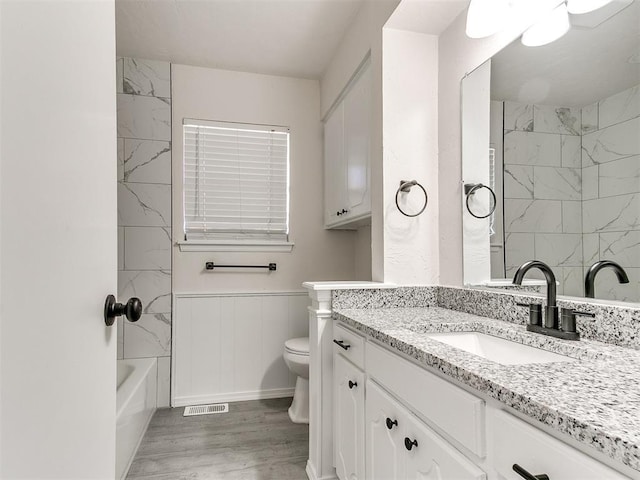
[{"x1": 283, "y1": 337, "x2": 310, "y2": 424}]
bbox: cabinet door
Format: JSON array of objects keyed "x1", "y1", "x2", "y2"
[
  {"x1": 324, "y1": 102, "x2": 346, "y2": 227},
  {"x1": 334, "y1": 353, "x2": 365, "y2": 480},
  {"x1": 404, "y1": 412, "x2": 486, "y2": 480},
  {"x1": 366, "y1": 380, "x2": 406, "y2": 480},
  {"x1": 343, "y1": 62, "x2": 371, "y2": 219},
  {"x1": 492, "y1": 410, "x2": 629, "y2": 480}
]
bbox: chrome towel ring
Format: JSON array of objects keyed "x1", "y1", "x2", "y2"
[
  {"x1": 464, "y1": 183, "x2": 496, "y2": 219},
  {"x1": 395, "y1": 180, "x2": 428, "y2": 217}
]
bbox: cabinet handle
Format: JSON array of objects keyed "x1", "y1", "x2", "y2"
[
  {"x1": 333, "y1": 339, "x2": 351, "y2": 350},
  {"x1": 348, "y1": 380, "x2": 358, "y2": 389},
  {"x1": 341, "y1": 208, "x2": 348, "y2": 214},
  {"x1": 385, "y1": 418, "x2": 398, "y2": 430},
  {"x1": 336, "y1": 210, "x2": 342, "y2": 216},
  {"x1": 404, "y1": 437, "x2": 418, "y2": 451},
  {"x1": 513, "y1": 464, "x2": 550, "y2": 480}
]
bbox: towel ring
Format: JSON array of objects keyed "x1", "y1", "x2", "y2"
[
  {"x1": 464, "y1": 183, "x2": 496, "y2": 219},
  {"x1": 395, "y1": 180, "x2": 428, "y2": 217}
]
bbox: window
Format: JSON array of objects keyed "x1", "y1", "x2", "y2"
[{"x1": 181, "y1": 119, "x2": 292, "y2": 252}]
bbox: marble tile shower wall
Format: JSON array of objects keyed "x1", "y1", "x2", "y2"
[
  {"x1": 503, "y1": 101, "x2": 583, "y2": 296},
  {"x1": 582, "y1": 84, "x2": 640, "y2": 303},
  {"x1": 116, "y1": 58, "x2": 172, "y2": 406}
]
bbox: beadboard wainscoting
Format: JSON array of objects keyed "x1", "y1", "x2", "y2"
[{"x1": 172, "y1": 292, "x2": 310, "y2": 407}]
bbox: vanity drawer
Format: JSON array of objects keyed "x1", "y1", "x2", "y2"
[
  {"x1": 366, "y1": 341, "x2": 485, "y2": 457},
  {"x1": 492, "y1": 409, "x2": 630, "y2": 480},
  {"x1": 333, "y1": 322, "x2": 365, "y2": 369}
]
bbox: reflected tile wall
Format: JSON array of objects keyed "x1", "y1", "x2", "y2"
[
  {"x1": 599, "y1": 84, "x2": 640, "y2": 130},
  {"x1": 579, "y1": 83, "x2": 640, "y2": 303},
  {"x1": 504, "y1": 102, "x2": 587, "y2": 297},
  {"x1": 533, "y1": 105, "x2": 581, "y2": 136},
  {"x1": 503, "y1": 92, "x2": 639, "y2": 302},
  {"x1": 117, "y1": 57, "x2": 172, "y2": 405},
  {"x1": 582, "y1": 116, "x2": 640, "y2": 166},
  {"x1": 123, "y1": 58, "x2": 171, "y2": 98}
]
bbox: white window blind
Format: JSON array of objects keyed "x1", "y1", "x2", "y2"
[{"x1": 183, "y1": 119, "x2": 290, "y2": 242}]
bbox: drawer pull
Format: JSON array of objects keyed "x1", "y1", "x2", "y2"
[
  {"x1": 386, "y1": 418, "x2": 398, "y2": 430},
  {"x1": 348, "y1": 380, "x2": 358, "y2": 389},
  {"x1": 404, "y1": 437, "x2": 418, "y2": 451},
  {"x1": 513, "y1": 464, "x2": 550, "y2": 480},
  {"x1": 333, "y1": 339, "x2": 351, "y2": 350}
]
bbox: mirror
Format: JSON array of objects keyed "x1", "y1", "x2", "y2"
[{"x1": 462, "y1": 0, "x2": 640, "y2": 304}]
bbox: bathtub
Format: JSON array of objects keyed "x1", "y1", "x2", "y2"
[{"x1": 116, "y1": 358, "x2": 157, "y2": 480}]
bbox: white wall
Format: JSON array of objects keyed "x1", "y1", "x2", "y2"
[
  {"x1": 320, "y1": 0, "x2": 401, "y2": 282},
  {"x1": 172, "y1": 292, "x2": 309, "y2": 406},
  {"x1": 382, "y1": 28, "x2": 439, "y2": 284},
  {"x1": 461, "y1": 59, "x2": 491, "y2": 285},
  {"x1": 438, "y1": 1, "x2": 563, "y2": 285},
  {"x1": 171, "y1": 65, "x2": 357, "y2": 293}
]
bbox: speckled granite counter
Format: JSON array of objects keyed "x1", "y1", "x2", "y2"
[{"x1": 333, "y1": 306, "x2": 640, "y2": 473}]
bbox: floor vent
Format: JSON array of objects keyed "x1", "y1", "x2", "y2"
[{"x1": 183, "y1": 403, "x2": 229, "y2": 417}]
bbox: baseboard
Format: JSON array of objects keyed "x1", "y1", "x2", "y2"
[
  {"x1": 173, "y1": 387, "x2": 295, "y2": 407},
  {"x1": 305, "y1": 460, "x2": 338, "y2": 480}
]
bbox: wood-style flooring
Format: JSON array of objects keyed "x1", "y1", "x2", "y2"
[{"x1": 126, "y1": 397, "x2": 309, "y2": 480}]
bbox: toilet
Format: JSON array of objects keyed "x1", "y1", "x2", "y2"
[{"x1": 283, "y1": 337, "x2": 310, "y2": 424}]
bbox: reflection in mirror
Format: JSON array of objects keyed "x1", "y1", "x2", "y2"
[{"x1": 462, "y1": 0, "x2": 640, "y2": 304}]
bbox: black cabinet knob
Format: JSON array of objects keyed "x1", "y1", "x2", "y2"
[
  {"x1": 386, "y1": 418, "x2": 398, "y2": 430},
  {"x1": 404, "y1": 437, "x2": 418, "y2": 451},
  {"x1": 104, "y1": 295, "x2": 142, "y2": 326},
  {"x1": 513, "y1": 464, "x2": 550, "y2": 480},
  {"x1": 336, "y1": 210, "x2": 342, "y2": 216},
  {"x1": 348, "y1": 380, "x2": 358, "y2": 389},
  {"x1": 341, "y1": 209, "x2": 348, "y2": 214}
]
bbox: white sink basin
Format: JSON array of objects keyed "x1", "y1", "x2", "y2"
[{"x1": 425, "y1": 332, "x2": 574, "y2": 365}]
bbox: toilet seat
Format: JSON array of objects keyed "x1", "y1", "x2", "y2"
[{"x1": 284, "y1": 337, "x2": 309, "y2": 355}]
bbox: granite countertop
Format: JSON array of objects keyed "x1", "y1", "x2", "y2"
[{"x1": 333, "y1": 306, "x2": 640, "y2": 473}]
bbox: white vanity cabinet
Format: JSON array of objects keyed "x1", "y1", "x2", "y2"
[
  {"x1": 366, "y1": 379, "x2": 486, "y2": 480},
  {"x1": 323, "y1": 60, "x2": 371, "y2": 229},
  {"x1": 492, "y1": 409, "x2": 630, "y2": 480},
  {"x1": 333, "y1": 338, "x2": 365, "y2": 480},
  {"x1": 330, "y1": 321, "x2": 637, "y2": 480}
]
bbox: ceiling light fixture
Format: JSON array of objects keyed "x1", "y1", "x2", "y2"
[
  {"x1": 465, "y1": 0, "x2": 511, "y2": 38},
  {"x1": 566, "y1": 0, "x2": 614, "y2": 14},
  {"x1": 521, "y1": 3, "x2": 571, "y2": 47}
]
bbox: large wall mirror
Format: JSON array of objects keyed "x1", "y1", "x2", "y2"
[{"x1": 462, "y1": 0, "x2": 640, "y2": 304}]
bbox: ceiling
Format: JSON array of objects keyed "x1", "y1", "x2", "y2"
[
  {"x1": 384, "y1": 0, "x2": 469, "y2": 34},
  {"x1": 492, "y1": 0, "x2": 640, "y2": 106},
  {"x1": 115, "y1": 0, "x2": 369, "y2": 79}
]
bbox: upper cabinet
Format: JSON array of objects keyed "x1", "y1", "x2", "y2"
[{"x1": 324, "y1": 60, "x2": 372, "y2": 229}]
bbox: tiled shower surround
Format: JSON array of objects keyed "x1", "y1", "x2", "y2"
[
  {"x1": 116, "y1": 58, "x2": 172, "y2": 406},
  {"x1": 500, "y1": 84, "x2": 639, "y2": 302}
]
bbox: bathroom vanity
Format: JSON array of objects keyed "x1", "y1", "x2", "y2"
[{"x1": 304, "y1": 283, "x2": 640, "y2": 480}]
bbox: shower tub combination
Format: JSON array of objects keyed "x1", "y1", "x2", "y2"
[{"x1": 116, "y1": 358, "x2": 158, "y2": 479}]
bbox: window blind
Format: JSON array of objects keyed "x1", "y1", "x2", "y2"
[{"x1": 183, "y1": 119, "x2": 290, "y2": 241}]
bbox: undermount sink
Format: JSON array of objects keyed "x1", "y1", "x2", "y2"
[{"x1": 425, "y1": 332, "x2": 574, "y2": 365}]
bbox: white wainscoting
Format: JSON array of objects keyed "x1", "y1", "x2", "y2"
[{"x1": 172, "y1": 292, "x2": 310, "y2": 407}]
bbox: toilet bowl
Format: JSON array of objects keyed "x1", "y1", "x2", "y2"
[{"x1": 283, "y1": 337, "x2": 309, "y2": 424}]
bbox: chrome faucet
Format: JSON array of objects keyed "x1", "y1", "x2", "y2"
[
  {"x1": 513, "y1": 260, "x2": 586, "y2": 341},
  {"x1": 585, "y1": 260, "x2": 629, "y2": 298},
  {"x1": 513, "y1": 260, "x2": 558, "y2": 329}
]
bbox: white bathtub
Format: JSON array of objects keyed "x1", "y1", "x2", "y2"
[{"x1": 116, "y1": 358, "x2": 157, "y2": 480}]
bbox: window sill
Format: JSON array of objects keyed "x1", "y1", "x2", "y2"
[{"x1": 177, "y1": 240, "x2": 294, "y2": 253}]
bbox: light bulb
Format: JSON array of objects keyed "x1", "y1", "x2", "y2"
[
  {"x1": 521, "y1": 3, "x2": 571, "y2": 47},
  {"x1": 466, "y1": 0, "x2": 511, "y2": 39},
  {"x1": 566, "y1": 0, "x2": 614, "y2": 14}
]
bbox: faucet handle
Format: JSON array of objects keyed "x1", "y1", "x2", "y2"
[{"x1": 516, "y1": 302, "x2": 542, "y2": 326}]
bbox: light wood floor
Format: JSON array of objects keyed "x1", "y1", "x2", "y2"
[{"x1": 126, "y1": 398, "x2": 309, "y2": 480}]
